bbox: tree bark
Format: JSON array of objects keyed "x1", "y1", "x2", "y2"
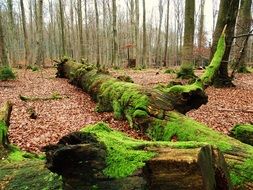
[
  {"x1": 0, "y1": 9, "x2": 8, "y2": 67},
  {"x1": 35, "y1": 0, "x2": 44, "y2": 67},
  {"x1": 142, "y1": 0, "x2": 147, "y2": 67},
  {"x1": 77, "y1": 0, "x2": 85, "y2": 59},
  {"x1": 112, "y1": 0, "x2": 118, "y2": 66},
  {"x1": 234, "y1": 0, "x2": 252, "y2": 72},
  {"x1": 163, "y1": 0, "x2": 170, "y2": 67},
  {"x1": 44, "y1": 123, "x2": 232, "y2": 190},
  {"x1": 135, "y1": 0, "x2": 140, "y2": 66},
  {"x1": 94, "y1": 0, "x2": 100, "y2": 68},
  {"x1": 59, "y1": 0, "x2": 66, "y2": 56},
  {"x1": 20, "y1": 0, "x2": 30, "y2": 66}
]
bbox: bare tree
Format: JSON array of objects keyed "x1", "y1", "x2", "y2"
[
  {"x1": 135, "y1": 0, "x2": 139, "y2": 65},
  {"x1": 94, "y1": 0, "x2": 100, "y2": 68},
  {"x1": 20, "y1": 0, "x2": 30, "y2": 65},
  {"x1": 59, "y1": 0, "x2": 66, "y2": 55},
  {"x1": 142, "y1": 0, "x2": 147, "y2": 67},
  {"x1": 35, "y1": 0, "x2": 44, "y2": 66},
  {"x1": 163, "y1": 0, "x2": 170, "y2": 67},
  {"x1": 77, "y1": 0, "x2": 85, "y2": 59},
  {"x1": 155, "y1": 0, "x2": 164, "y2": 66},
  {"x1": 112, "y1": 0, "x2": 118, "y2": 66}
]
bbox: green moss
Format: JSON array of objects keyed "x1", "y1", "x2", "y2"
[
  {"x1": 164, "y1": 80, "x2": 203, "y2": 94},
  {"x1": 81, "y1": 123, "x2": 155, "y2": 178},
  {"x1": 133, "y1": 110, "x2": 148, "y2": 118},
  {"x1": 98, "y1": 80, "x2": 149, "y2": 127},
  {"x1": 200, "y1": 32, "x2": 226, "y2": 85},
  {"x1": 230, "y1": 124, "x2": 253, "y2": 145},
  {"x1": 80, "y1": 123, "x2": 211, "y2": 179},
  {"x1": 0, "y1": 121, "x2": 7, "y2": 145}
]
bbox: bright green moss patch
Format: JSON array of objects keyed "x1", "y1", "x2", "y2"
[
  {"x1": 148, "y1": 112, "x2": 244, "y2": 152},
  {"x1": 81, "y1": 123, "x2": 208, "y2": 178},
  {"x1": 0, "y1": 121, "x2": 7, "y2": 145},
  {"x1": 81, "y1": 123, "x2": 155, "y2": 178},
  {"x1": 200, "y1": 32, "x2": 225, "y2": 86},
  {"x1": 164, "y1": 80, "x2": 203, "y2": 94}
]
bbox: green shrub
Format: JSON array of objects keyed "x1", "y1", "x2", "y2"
[
  {"x1": 0, "y1": 67, "x2": 15, "y2": 81},
  {"x1": 27, "y1": 64, "x2": 39, "y2": 71},
  {"x1": 164, "y1": 68, "x2": 176, "y2": 74}
]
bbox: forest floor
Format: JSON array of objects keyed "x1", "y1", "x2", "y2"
[{"x1": 0, "y1": 68, "x2": 253, "y2": 153}]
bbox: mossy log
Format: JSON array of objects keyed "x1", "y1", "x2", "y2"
[
  {"x1": 230, "y1": 124, "x2": 253, "y2": 146},
  {"x1": 55, "y1": 31, "x2": 253, "y2": 188},
  {"x1": 44, "y1": 123, "x2": 232, "y2": 190}
]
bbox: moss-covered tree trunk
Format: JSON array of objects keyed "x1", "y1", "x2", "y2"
[
  {"x1": 44, "y1": 123, "x2": 232, "y2": 190},
  {"x1": 0, "y1": 101, "x2": 12, "y2": 150},
  {"x1": 210, "y1": 0, "x2": 240, "y2": 87}
]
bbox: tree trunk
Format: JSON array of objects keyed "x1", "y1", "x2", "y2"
[
  {"x1": 234, "y1": 0, "x2": 252, "y2": 72},
  {"x1": 112, "y1": 0, "x2": 118, "y2": 67},
  {"x1": 77, "y1": 0, "x2": 85, "y2": 59},
  {"x1": 44, "y1": 123, "x2": 232, "y2": 190},
  {"x1": 0, "y1": 9, "x2": 8, "y2": 67},
  {"x1": 7, "y1": 0, "x2": 17, "y2": 67},
  {"x1": 210, "y1": 0, "x2": 240, "y2": 87},
  {"x1": 94, "y1": 0, "x2": 100, "y2": 68},
  {"x1": 142, "y1": 0, "x2": 147, "y2": 67},
  {"x1": 20, "y1": 0, "x2": 30, "y2": 66},
  {"x1": 59, "y1": 0, "x2": 66, "y2": 56},
  {"x1": 135, "y1": 0, "x2": 139, "y2": 66},
  {"x1": 198, "y1": 0, "x2": 205, "y2": 50},
  {"x1": 35, "y1": 0, "x2": 44, "y2": 67},
  {"x1": 155, "y1": 0, "x2": 163, "y2": 66},
  {"x1": 163, "y1": 0, "x2": 170, "y2": 67}
]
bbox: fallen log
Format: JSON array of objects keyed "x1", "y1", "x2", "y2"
[
  {"x1": 55, "y1": 30, "x2": 253, "y2": 188},
  {"x1": 44, "y1": 123, "x2": 232, "y2": 190}
]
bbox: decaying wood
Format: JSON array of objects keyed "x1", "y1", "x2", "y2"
[{"x1": 44, "y1": 126, "x2": 232, "y2": 190}]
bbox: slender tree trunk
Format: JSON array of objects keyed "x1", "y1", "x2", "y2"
[
  {"x1": 94, "y1": 0, "x2": 100, "y2": 68},
  {"x1": 112, "y1": 0, "x2": 118, "y2": 66},
  {"x1": 142, "y1": 0, "x2": 147, "y2": 67},
  {"x1": 234, "y1": 0, "x2": 252, "y2": 68},
  {"x1": 20, "y1": 0, "x2": 30, "y2": 66},
  {"x1": 130, "y1": 0, "x2": 135, "y2": 58},
  {"x1": 135, "y1": 0, "x2": 139, "y2": 66},
  {"x1": 29, "y1": 0, "x2": 34, "y2": 63},
  {"x1": 84, "y1": 0, "x2": 89, "y2": 61},
  {"x1": 59, "y1": 0, "x2": 66, "y2": 56},
  {"x1": 198, "y1": 0, "x2": 205, "y2": 49},
  {"x1": 210, "y1": 0, "x2": 240, "y2": 87},
  {"x1": 70, "y1": 0, "x2": 75, "y2": 58},
  {"x1": 164, "y1": 0, "x2": 170, "y2": 67},
  {"x1": 0, "y1": 8, "x2": 8, "y2": 66},
  {"x1": 7, "y1": 0, "x2": 17, "y2": 66},
  {"x1": 77, "y1": 0, "x2": 85, "y2": 59},
  {"x1": 35, "y1": 0, "x2": 44, "y2": 67},
  {"x1": 155, "y1": 0, "x2": 164, "y2": 66},
  {"x1": 182, "y1": 0, "x2": 195, "y2": 64}
]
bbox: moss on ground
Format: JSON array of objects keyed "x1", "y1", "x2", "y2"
[{"x1": 0, "y1": 67, "x2": 15, "y2": 81}]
